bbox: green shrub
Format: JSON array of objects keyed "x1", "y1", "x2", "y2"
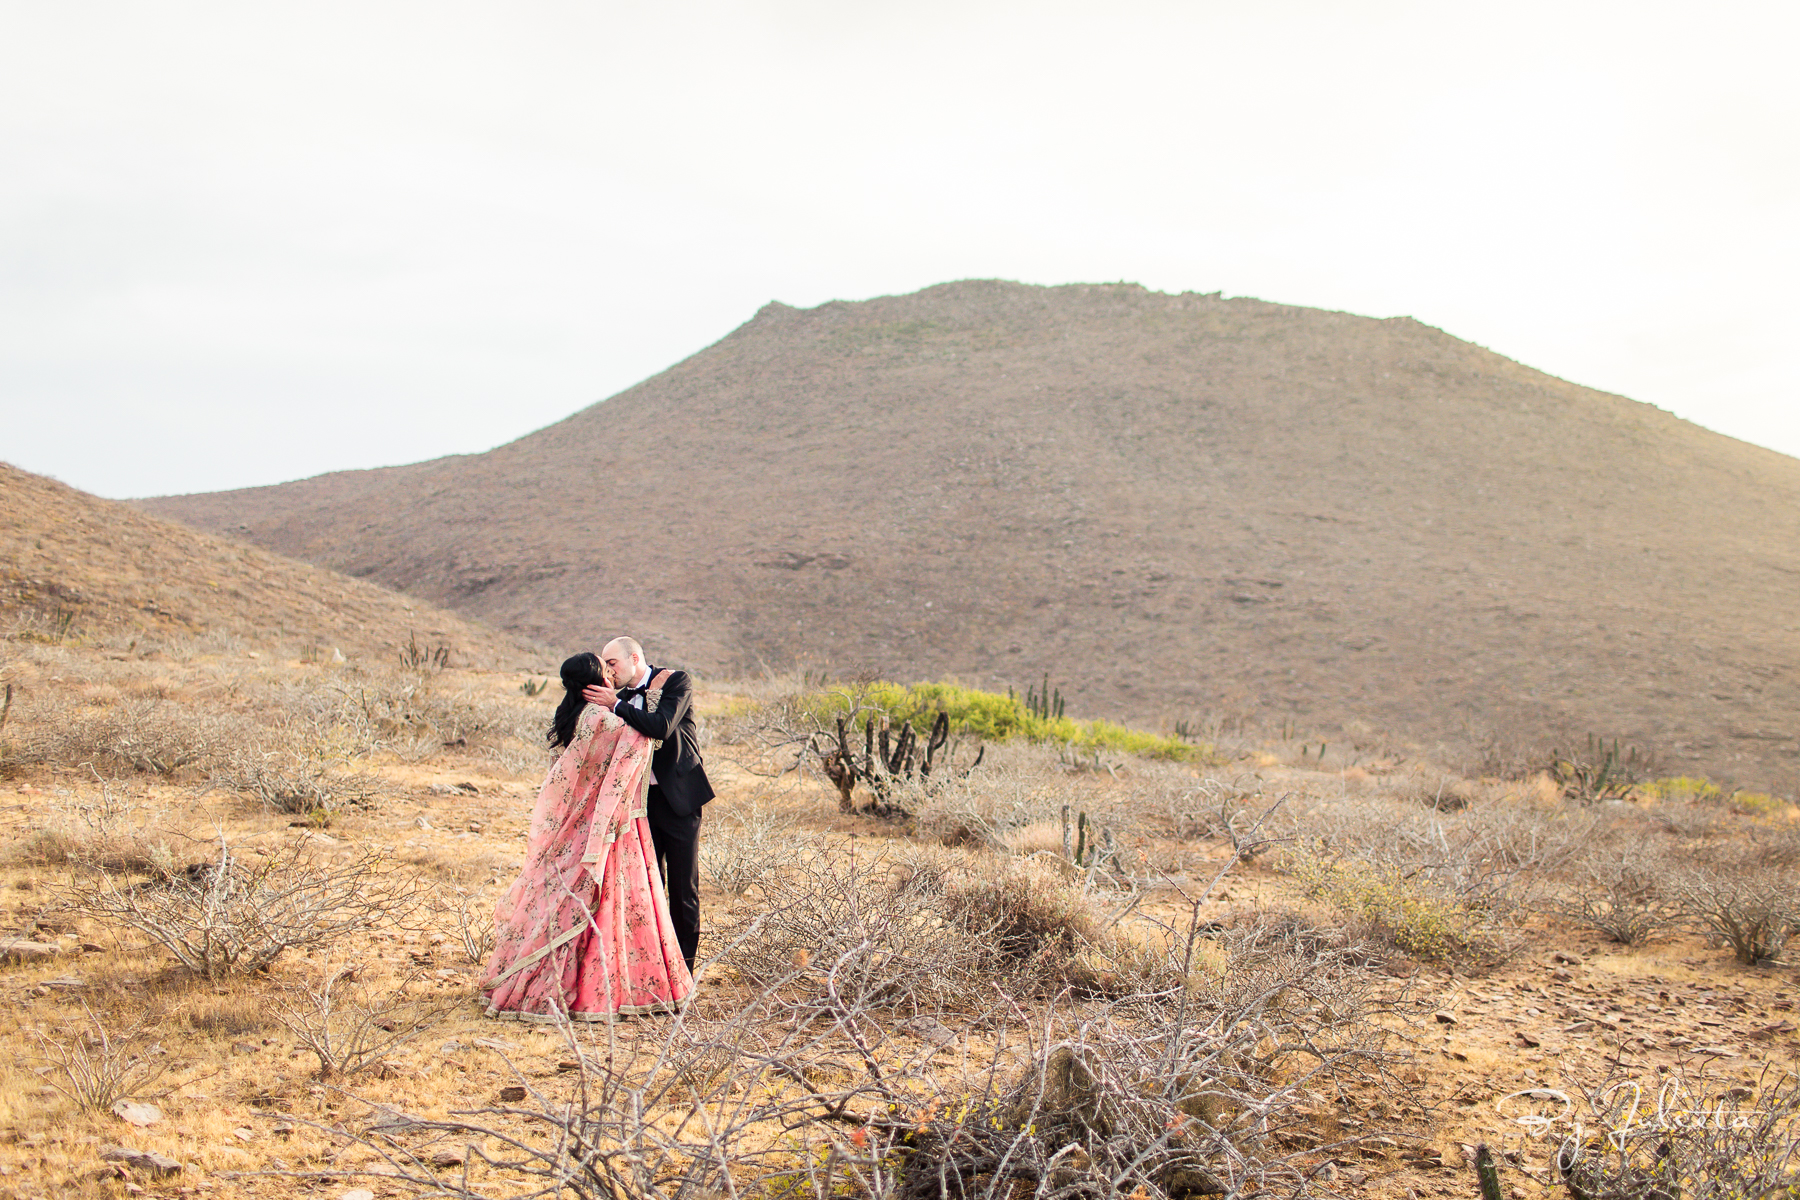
[
  {"x1": 1636, "y1": 776, "x2": 1722, "y2": 802},
  {"x1": 803, "y1": 680, "x2": 1211, "y2": 763},
  {"x1": 1637, "y1": 776, "x2": 1792, "y2": 818},
  {"x1": 1726, "y1": 790, "x2": 1790, "y2": 818}
]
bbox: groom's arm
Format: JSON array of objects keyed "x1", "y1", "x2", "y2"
[{"x1": 611, "y1": 671, "x2": 692, "y2": 743}]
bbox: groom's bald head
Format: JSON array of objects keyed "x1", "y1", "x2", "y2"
[{"x1": 600, "y1": 637, "x2": 645, "y2": 685}]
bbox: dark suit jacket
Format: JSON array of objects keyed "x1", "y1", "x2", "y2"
[{"x1": 612, "y1": 666, "x2": 714, "y2": 818}]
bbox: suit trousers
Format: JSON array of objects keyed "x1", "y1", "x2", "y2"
[{"x1": 645, "y1": 784, "x2": 702, "y2": 969}]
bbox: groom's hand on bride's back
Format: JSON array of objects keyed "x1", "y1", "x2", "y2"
[{"x1": 582, "y1": 684, "x2": 619, "y2": 709}]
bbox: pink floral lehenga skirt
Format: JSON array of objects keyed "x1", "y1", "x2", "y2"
[{"x1": 479, "y1": 704, "x2": 694, "y2": 1021}]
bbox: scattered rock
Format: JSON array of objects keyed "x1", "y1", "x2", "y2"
[
  {"x1": 44, "y1": 975, "x2": 86, "y2": 989},
  {"x1": 430, "y1": 1146, "x2": 467, "y2": 1168},
  {"x1": 440, "y1": 1040, "x2": 465, "y2": 1055},
  {"x1": 1551, "y1": 951, "x2": 1584, "y2": 965},
  {"x1": 340, "y1": 1190, "x2": 375, "y2": 1200},
  {"x1": 1433, "y1": 1011, "x2": 1458, "y2": 1025},
  {"x1": 556, "y1": 1059, "x2": 582, "y2": 1073},
  {"x1": 471, "y1": 1037, "x2": 520, "y2": 1052},
  {"x1": 80, "y1": 942, "x2": 105, "y2": 954},
  {"x1": 232, "y1": 1127, "x2": 255, "y2": 1141},
  {"x1": 364, "y1": 1110, "x2": 421, "y2": 1135},
  {"x1": 0, "y1": 939, "x2": 62, "y2": 964},
  {"x1": 1550, "y1": 969, "x2": 1575, "y2": 983},
  {"x1": 110, "y1": 1101, "x2": 162, "y2": 1127},
  {"x1": 232, "y1": 1041, "x2": 261, "y2": 1055},
  {"x1": 414, "y1": 817, "x2": 434, "y2": 830},
  {"x1": 498, "y1": 1086, "x2": 527, "y2": 1102},
  {"x1": 1516, "y1": 1031, "x2": 1541, "y2": 1048},
  {"x1": 1564, "y1": 1020, "x2": 1594, "y2": 1033},
  {"x1": 901, "y1": 1016, "x2": 957, "y2": 1046},
  {"x1": 99, "y1": 1146, "x2": 181, "y2": 1177},
  {"x1": 330, "y1": 647, "x2": 346, "y2": 664}
]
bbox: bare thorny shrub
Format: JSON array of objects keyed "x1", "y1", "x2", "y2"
[
  {"x1": 1304, "y1": 794, "x2": 1585, "y2": 908},
  {"x1": 1151, "y1": 773, "x2": 1269, "y2": 850},
  {"x1": 702, "y1": 675, "x2": 836, "y2": 777},
  {"x1": 702, "y1": 794, "x2": 797, "y2": 895},
  {"x1": 62, "y1": 837, "x2": 421, "y2": 978},
  {"x1": 1549, "y1": 848, "x2": 1683, "y2": 946},
  {"x1": 427, "y1": 884, "x2": 496, "y2": 964},
  {"x1": 246, "y1": 882, "x2": 1405, "y2": 1200},
  {"x1": 1500, "y1": 1063, "x2": 1800, "y2": 1200},
  {"x1": 0, "y1": 644, "x2": 248, "y2": 776},
  {"x1": 718, "y1": 844, "x2": 1160, "y2": 1013},
  {"x1": 0, "y1": 637, "x2": 552, "y2": 798},
  {"x1": 4, "y1": 696, "x2": 245, "y2": 777},
  {"x1": 910, "y1": 743, "x2": 1110, "y2": 855},
  {"x1": 1276, "y1": 792, "x2": 1598, "y2": 963},
  {"x1": 16, "y1": 768, "x2": 175, "y2": 874},
  {"x1": 214, "y1": 745, "x2": 381, "y2": 817},
  {"x1": 268, "y1": 964, "x2": 463, "y2": 1081},
  {"x1": 1672, "y1": 862, "x2": 1798, "y2": 966},
  {"x1": 21, "y1": 1001, "x2": 173, "y2": 1112}
]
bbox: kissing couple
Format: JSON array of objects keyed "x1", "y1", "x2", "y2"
[{"x1": 479, "y1": 637, "x2": 714, "y2": 1022}]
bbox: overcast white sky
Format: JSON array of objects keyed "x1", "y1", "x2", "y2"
[{"x1": 3, "y1": 1, "x2": 1796, "y2": 499}]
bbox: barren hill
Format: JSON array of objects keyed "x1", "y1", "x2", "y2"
[
  {"x1": 138, "y1": 281, "x2": 1800, "y2": 788},
  {"x1": 2, "y1": 462, "x2": 536, "y2": 667}
]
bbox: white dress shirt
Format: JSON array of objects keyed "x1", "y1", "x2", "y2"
[{"x1": 617, "y1": 663, "x2": 657, "y2": 784}]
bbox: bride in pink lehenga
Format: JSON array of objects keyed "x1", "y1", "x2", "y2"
[{"x1": 479, "y1": 652, "x2": 694, "y2": 1021}]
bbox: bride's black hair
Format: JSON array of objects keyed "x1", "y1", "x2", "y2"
[{"x1": 548, "y1": 651, "x2": 605, "y2": 749}]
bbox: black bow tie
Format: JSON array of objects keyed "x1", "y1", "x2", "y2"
[{"x1": 617, "y1": 685, "x2": 645, "y2": 700}]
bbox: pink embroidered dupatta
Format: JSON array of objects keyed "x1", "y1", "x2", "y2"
[{"x1": 479, "y1": 701, "x2": 693, "y2": 1020}]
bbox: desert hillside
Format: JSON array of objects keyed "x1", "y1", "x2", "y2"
[
  {"x1": 2, "y1": 462, "x2": 537, "y2": 668},
  {"x1": 138, "y1": 281, "x2": 1800, "y2": 789}
]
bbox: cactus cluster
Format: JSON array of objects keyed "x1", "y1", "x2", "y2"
[
  {"x1": 1060, "y1": 804, "x2": 1118, "y2": 873},
  {"x1": 1550, "y1": 733, "x2": 1652, "y2": 802},
  {"x1": 1013, "y1": 674, "x2": 1064, "y2": 721}
]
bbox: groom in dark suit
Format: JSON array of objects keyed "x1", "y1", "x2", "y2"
[{"x1": 583, "y1": 636, "x2": 714, "y2": 970}]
